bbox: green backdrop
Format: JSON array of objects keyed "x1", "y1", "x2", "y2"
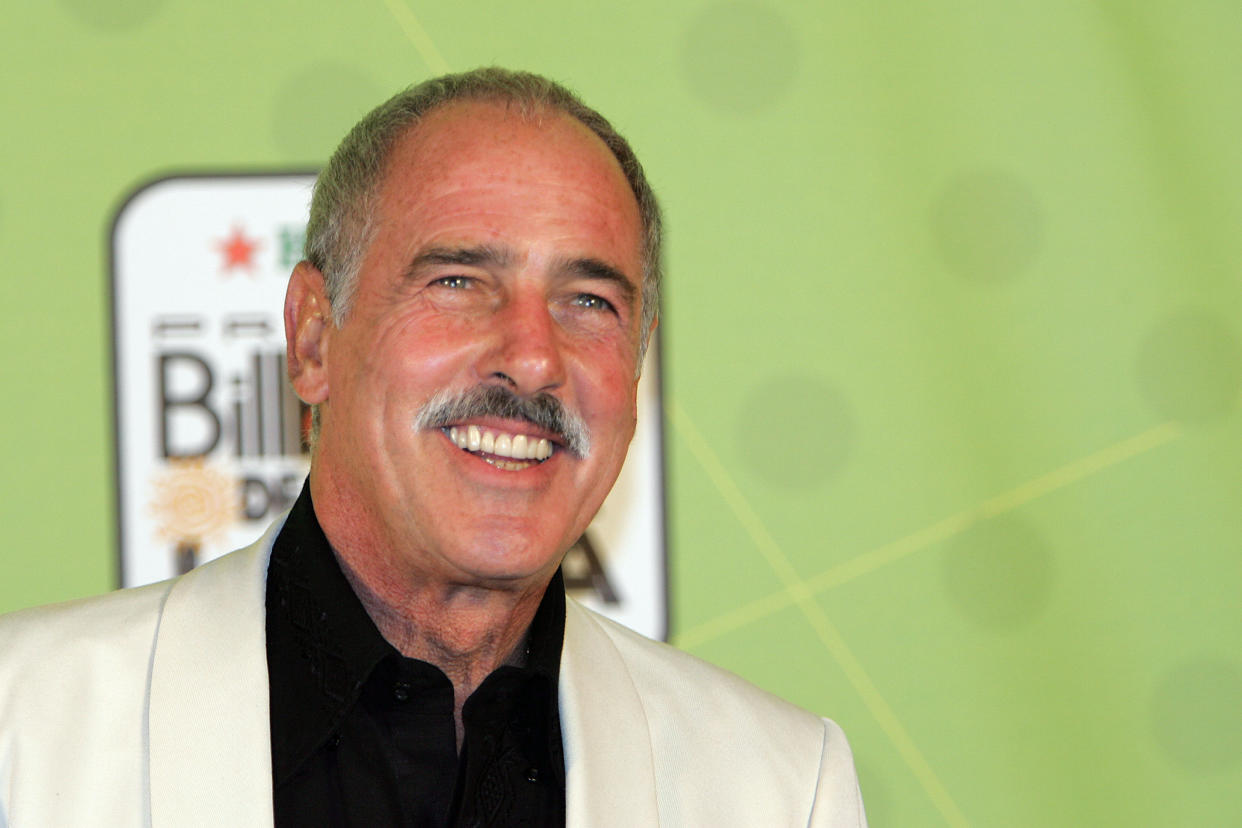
[{"x1": 2, "y1": 2, "x2": 1240, "y2": 825}]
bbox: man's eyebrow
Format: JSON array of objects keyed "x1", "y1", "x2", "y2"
[
  {"x1": 561, "y1": 257, "x2": 639, "y2": 307},
  {"x1": 404, "y1": 245, "x2": 512, "y2": 277}
]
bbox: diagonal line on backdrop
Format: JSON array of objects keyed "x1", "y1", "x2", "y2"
[
  {"x1": 798, "y1": 597, "x2": 971, "y2": 827},
  {"x1": 381, "y1": 0, "x2": 452, "y2": 74},
  {"x1": 676, "y1": 420, "x2": 1184, "y2": 651},
  {"x1": 667, "y1": 400, "x2": 802, "y2": 586},
  {"x1": 668, "y1": 399, "x2": 970, "y2": 827}
]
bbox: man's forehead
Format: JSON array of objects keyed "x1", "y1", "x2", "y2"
[
  {"x1": 382, "y1": 99, "x2": 630, "y2": 197},
  {"x1": 368, "y1": 100, "x2": 644, "y2": 276}
]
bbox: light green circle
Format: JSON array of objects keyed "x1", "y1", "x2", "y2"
[
  {"x1": 682, "y1": 2, "x2": 800, "y2": 115},
  {"x1": 736, "y1": 375, "x2": 854, "y2": 489},
  {"x1": 1151, "y1": 659, "x2": 1242, "y2": 773},
  {"x1": 941, "y1": 516, "x2": 1053, "y2": 630},
  {"x1": 271, "y1": 63, "x2": 384, "y2": 164},
  {"x1": 931, "y1": 170, "x2": 1043, "y2": 282},
  {"x1": 1136, "y1": 310, "x2": 1242, "y2": 424},
  {"x1": 59, "y1": 0, "x2": 166, "y2": 31}
]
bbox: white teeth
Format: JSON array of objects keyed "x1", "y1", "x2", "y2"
[
  {"x1": 484, "y1": 457, "x2": 532, "y2": 471},
  {"x1": 445, "y1": 426, "x2": 554, "y2": 462}
]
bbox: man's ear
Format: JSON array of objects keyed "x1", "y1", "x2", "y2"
[
  {"x1": 643, "y1": 313, "x2": 659, "y2": 357},
  {"x1": 634, "y1": 313, "x2": 659, "y2": 416},
  {"x1": 636, "y1": 311, "x2": 659, "y2": 372},
  {"x1": 284, "y1": 261, "x2": 333, "y2": 405}
]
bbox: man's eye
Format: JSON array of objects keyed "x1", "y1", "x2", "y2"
[
  {"x1": 572, "y1": 293, "x2": 615, "y2": 313},
  {"x1": 432, "y1": 275, "x2": 472, "y2": 289}
]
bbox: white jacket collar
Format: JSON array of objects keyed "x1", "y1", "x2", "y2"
[
  {"x1": 147, "y1": 519, "x2": 281, "y2": 827},
  {"x1": 561, "y1": 598, "x2": 661, "y2": 826},
  {"x1": 144, "y1": 517, "x2": 659, "y2": 827}
]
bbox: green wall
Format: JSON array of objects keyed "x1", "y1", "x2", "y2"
[{"x1": 2, "y1": 2, "x2": 1240, "y2": 824}]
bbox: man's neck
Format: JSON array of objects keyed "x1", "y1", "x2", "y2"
[
  {"x1": 335, "y1": 549, "x2": 546, "y2": 708},
  {"x1": 307, "y1": 465, "x2": 559, "y2": 745}
]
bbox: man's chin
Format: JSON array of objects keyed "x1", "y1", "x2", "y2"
[{"x1": 441, "y1": 544, "x2": 565, "y2": 591}]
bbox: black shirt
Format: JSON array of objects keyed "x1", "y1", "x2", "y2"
[{"x1": 266, "y1": 484, "x2": 566, "y2": 827}]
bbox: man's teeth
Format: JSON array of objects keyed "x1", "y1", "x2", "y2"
[{"x1": 448, "y1": 425, "x2": 553, "y2": 461}]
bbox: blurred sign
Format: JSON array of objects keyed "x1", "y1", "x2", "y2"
[{"x1": 111, "y1": 174, "x2": 667, "y2": 638}]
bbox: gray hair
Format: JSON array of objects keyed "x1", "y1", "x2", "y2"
[
  {"x1": 414, "y1": 385, "x2": 591, "y2": 459},
  {"x1": 304, "y1": 66, "x2": 663, "y2": 347}
]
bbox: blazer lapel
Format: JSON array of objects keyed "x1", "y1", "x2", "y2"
[
  {"x1": 147, "y1": 520, "x2": 283, "y2": 827},
  {"x1": 560, "y1": 599, "x2": 661, "y2": 827},
  {"x1": 148, "y1": 527, "x2": 659, "y2": 826}
]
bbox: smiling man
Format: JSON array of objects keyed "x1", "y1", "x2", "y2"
[{"x1": 0, "y1": 69, "x2": 866, "y2": 826}]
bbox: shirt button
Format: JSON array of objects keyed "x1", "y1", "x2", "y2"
[
  {"x1": 526, "y1": 767, "x2": 540, "y2": 783},
  {"x1": 392, "y1": 681, "x2": 411, "y2": 702}
]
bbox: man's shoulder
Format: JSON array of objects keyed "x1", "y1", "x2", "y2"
[
  {"x1": 0, "y1": 537, "x2": 278, "y2": 825},
  {"x1": 0, "y1": 578, "x2": 176, "y2": 801},
  {"x1": 0, "y1": 578, "x2": 174, "y2": 673},
  {"x1": 566, "y1": 598, "x2": 827, "y2": 734},
  {"x1": 0, "y1": 537, "x2": 271, "y2": 685},
  {"x1": 563, "y1": 599, "x2": 865, "y2": 826},
  {"x1": 0, "y1": 539, "x2": 273, "y2": 744}
]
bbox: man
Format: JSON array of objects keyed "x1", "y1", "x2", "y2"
[{"x1": 0, "y1": 69, "x2": 866, "y2": 826}]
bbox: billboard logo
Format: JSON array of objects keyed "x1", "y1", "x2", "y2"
[{"x1": 148, "y1": 457, "x2": 239, "y2": 573}]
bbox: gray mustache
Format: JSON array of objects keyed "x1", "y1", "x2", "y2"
[{"x1": 414, "y1": 385, "x2": 591, "y2": 458}]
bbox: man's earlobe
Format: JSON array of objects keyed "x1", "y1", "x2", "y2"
[
  {"x1": 284, "y1": 261, "x2": 332, "y2": 405},
  {"x1": 636, "y1": 313, "x2": 659, "y2": 380}
]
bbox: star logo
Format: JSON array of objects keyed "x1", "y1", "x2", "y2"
[{"x1": 215, "y1": 225, "x2": 262, "y2": 275}]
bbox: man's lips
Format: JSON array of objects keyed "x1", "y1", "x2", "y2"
[{"x1": 445, "y1": 424, "x2": 555, "y2": 470}]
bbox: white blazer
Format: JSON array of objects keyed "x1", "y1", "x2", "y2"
[{"x1": 0, "y1": 519, "x2": 866, "y2": 827}]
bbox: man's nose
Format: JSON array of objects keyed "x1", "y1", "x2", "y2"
[{"x1": 480, "y1": 290, "x2": 567, "y2": 394}]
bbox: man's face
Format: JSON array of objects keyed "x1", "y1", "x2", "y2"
[{"x1": 293, "y1": 101, "x2": 646, "y2": 589}]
